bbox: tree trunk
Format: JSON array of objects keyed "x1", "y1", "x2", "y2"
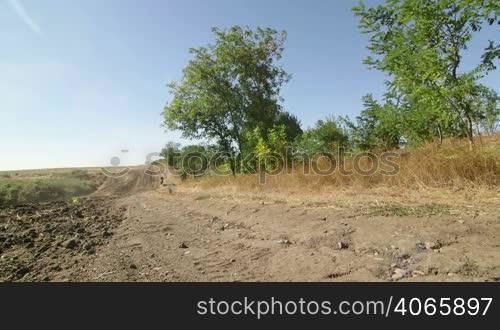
[
  {"x1": 476, "y1": 125, "x2": 483, "y2": 146},
  {"x1": 465, "y1": 115, "x2": 475, "y2": 151},
  {"x1": 437, "y1": 123, "x2": 443, "y2": 147},
  {"x1": 229, "y1": 158, "x2": 236, "y2": 176}
]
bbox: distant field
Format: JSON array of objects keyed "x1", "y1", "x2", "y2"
[
  {"x1": 0, "y1": 168, "x2": 107, "y2": 206},
  {"x1": 0, "y1": 167, "x2": 105, "y2": 178}
]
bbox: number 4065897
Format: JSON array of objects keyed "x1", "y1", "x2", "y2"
[{"x1": 393, "y1": 298, "x2": 493, "y2": 316}]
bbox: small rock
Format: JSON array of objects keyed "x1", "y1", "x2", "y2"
[
  {"x1": 51, "y1": 264, "x2": 62, "y2": 272},
  {"x1": 390, "y1": 263, "x2": 397, "y2": 268},
  {"x1": 63, "y1": 239, "x2": 79, "y2": 249},
  {"x1": 392, "y1": 268, "x2": 408, "y2": 280},
  {"x1": 278, "y1": 239, "x2": 291, "y2": 245},
  {"x1": 412, "y1": 270, "x2": 425, "y2": 277},
  {"x1": 338, "y1": 241, "x2": 349, "y2": 250},
  {"x1": 193, "y1": 261, "x2": 200, "y2": 266},
  {"x1": 230, "y1": 259, "x2": 236, "y2": 263},
  {"x1": 320, "y1": 217, "x2": 327, "y2": 221},
  {"x1": 416, "y1": 241, "x2": 426, "y2": 250},
  {"x1": 425, "y1": 241, "x2": 437, "y2": 250},
  {"x1": 178, "y1": 242, "x2": 188, "y2": 249},
  {"x1": 130, "y1": 264, "x2": 137, "y2": 270}
]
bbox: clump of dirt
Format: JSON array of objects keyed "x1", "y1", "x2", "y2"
[{"x1": 0, "y1": 197, "x2": 126, "y2": 282}]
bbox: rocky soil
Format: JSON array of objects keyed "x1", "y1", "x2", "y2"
[{"x1": 0, "y1": 197, "x2": 126, "y2": 281}]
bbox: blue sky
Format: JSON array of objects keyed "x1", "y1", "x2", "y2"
[{"x1": 1, "y1": 0, "x2": 498, "y2": 170}]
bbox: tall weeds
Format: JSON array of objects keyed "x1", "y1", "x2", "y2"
[{"x1": 188, "y1": 136, "x2": 499, "y2": 193}]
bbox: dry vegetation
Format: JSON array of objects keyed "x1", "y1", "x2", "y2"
[{"x1": 182, "y1": 136, "x2": 500, "y2": 207}]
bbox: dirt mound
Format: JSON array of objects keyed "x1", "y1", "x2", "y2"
[
  {"x1": 96, "y1": 167, "x2": 160, "y2": 197},
  {"x1": 0, "y1": 197, "x2": 126, "y2": 282}
]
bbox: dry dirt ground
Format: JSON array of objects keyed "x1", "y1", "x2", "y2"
[{"x1": 1, "y1": 169, "x2": 499, "y2": 282}]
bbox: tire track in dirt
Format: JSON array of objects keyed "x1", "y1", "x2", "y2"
[{"x1": 66, "y1": 180, "x2": 500, "y2": 282}]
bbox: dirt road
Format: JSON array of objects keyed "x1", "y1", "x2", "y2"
[
  {"x1": 70, "y1": 188, "x2": 498, "y2": 282},
  {"x1": 1, "y1": 169, "x2": 499, "y2": 282}
]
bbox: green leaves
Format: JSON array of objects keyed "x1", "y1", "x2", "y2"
[
  {"x1": 163, "y1": 26, "x2": 291, "y2": 161},
  {"x1": 294, "y1": 117, "x2": 350, "y2": 157},
  {"x1": 353, "y1": 0, "x2": 500, "y2": 146}
]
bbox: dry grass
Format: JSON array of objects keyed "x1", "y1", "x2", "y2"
[{"x1": 182, "y1": 135, "x2": 499, "y2": 206}]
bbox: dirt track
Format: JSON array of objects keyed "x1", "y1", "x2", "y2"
[
  {"x1": 1, "y1": 169, "x2": 499, "y2": 282},
  {"x1": 65, "y1": 188, "x2": 497, "y2": 282}
]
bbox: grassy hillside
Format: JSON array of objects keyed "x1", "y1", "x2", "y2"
[{"x1": 0, "y1": 169, "x2": 105, "y2": 206}]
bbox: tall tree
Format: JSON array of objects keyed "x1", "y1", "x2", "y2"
[
  {"x1": 354, "y1": 0, "x2": 500, "y2": 148},
  {"x1": 163, "y1": 26, "x2": 290, "y2": 173}
]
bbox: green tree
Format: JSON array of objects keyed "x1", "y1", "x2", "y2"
[
  {"x1": 163, "y1": 26, "x2": 291, "y2": 174},
  {"x1": 353, "y1": 0, "x2": 500, "y2": 148},
  {"x1": 160, "y1": 141, "x2": 181, "y2": 167},
  {"x1": 275, "y1": 112, "x2": 303, "y2": 142},
  {"x1": 243, "y1": 124, "x2": 289, "y2": 172},
  {"x1": 177, "y1": 144, "x2": 208, "y2": 179},
  {"x1": 294, "y1": 117, "x2": 350, "y2": 158},
  {"x1": 344, "y1": 94, "x2": 402, "y2": 150}
]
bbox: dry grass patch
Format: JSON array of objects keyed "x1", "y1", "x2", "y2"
[{"x1": 180, "y1": 136, "x2": 499, "y2": 210}]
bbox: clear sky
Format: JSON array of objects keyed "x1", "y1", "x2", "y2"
[{"x1": 1, "y1": 0, "x2": 498, "y2": 170}]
